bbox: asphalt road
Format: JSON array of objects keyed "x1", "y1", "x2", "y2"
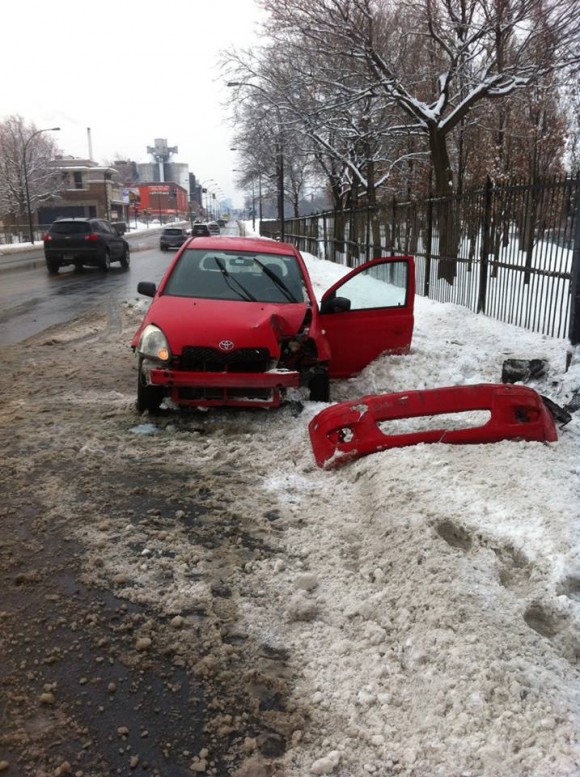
[
  {"x1": 0, "y1": 239, "x2": 168, "y2": 346},
  {"x1": 0, "y1": 225, "x2": 240, "y2": 346}
]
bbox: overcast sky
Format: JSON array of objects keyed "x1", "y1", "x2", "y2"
[{"x1": 2, "y1": 0, "x2": 265, "y2": 207}]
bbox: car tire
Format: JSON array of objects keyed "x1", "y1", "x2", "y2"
[
  {"x1": 309, "y1": 370, "x2": 330, "y2": 402},
  {"x1": 46, "y1": 260, "x2": 59, "y2": 275},
  {"x1": 137, "y1": 359, "x2": 164, "y2": 413},
  {"x1": 160, "y1": 245, "x2": 167, "y2": 251},
  {"x1": 74, "y1": 263, "x2": 84, "y2": 272},
  {"x1": 120, "y1": 247, "x2": 130, "y2": 269},
  {"x1": 100, "y1": 250, "x2": 111, "y2": 272}
]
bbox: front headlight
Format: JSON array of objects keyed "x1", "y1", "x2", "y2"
[{"x1": 137, "y1": 324, "x2": 171, "y2": 363}]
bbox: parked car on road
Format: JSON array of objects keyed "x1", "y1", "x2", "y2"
[
  {"x1": 43, "y1": 218, "x2": 130, "y2": 274},
  {"x1": 160, "y1": 227, "x2": 190, "y2": 251},
  {"x1": 132, "y1": 235, "x2": 415, "y2": 412}
]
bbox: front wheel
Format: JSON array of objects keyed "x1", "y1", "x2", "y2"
[
  {"x1": 309, "y1": 371, "x2": 330, "y2": 402},
  {"x1": 137, "y1": 359, "x2": 164, "y2": 413},
  {"x1": 120, "y1": 247, "x2": 130, "y2": 269}
]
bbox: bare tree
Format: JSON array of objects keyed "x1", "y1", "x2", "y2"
[
  {"x1": 0, "y1": 115, "x2": 61, "y2": 224},
  {"x1": 257, "y1": 0, "x2": 580, "y2": 280},
  {"x1": 226, "y1": 36, "x2": 426, "y2": 216},
  {"x1": 228, "y1": 72, "x2": 321, "y2": 218}
]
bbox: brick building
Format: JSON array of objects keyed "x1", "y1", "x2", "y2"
[{"x1": 37, "y1": 157, "x2": 129, "y2": 227}]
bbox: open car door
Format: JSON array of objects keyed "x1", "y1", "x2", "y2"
[{"x1": 320, "y1": 256, "x2": 415, "y2": 378}]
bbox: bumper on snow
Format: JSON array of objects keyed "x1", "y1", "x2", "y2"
[{"x1": 309, "y1": 383, "x2": 558, "y2": 469}]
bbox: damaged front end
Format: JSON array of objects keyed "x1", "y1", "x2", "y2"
[{"x1": 142, "y1": 307, "x2": 325, "y2": 409}]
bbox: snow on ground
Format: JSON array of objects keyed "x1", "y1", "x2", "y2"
[
  {"x1": 256, "y1": 296, "x2": 577, "y2": 775},
  {"x1": 32, "y1": 220, "x2": 577, "y2": 775},
  {"x1": 2, "y1": 216, "x2": 576, "y2": 774},
  {"x1": 207, "y1": 226, "x2": 580, "y2": 775}
]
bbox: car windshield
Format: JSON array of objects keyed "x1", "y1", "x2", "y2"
[{"x1": 163, "y1": 249, "x2": 309, "y2": 304}]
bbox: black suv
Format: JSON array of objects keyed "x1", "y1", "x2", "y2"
[
  {"x1": 160, "y1": 227, "x2": 189, "y2": 251},
  {"x1": 43, "y1": 218, "x2": 130, "y2": 274},
  {"x1": 191, "y1": 223, "x2": 211, "y2": 237}
]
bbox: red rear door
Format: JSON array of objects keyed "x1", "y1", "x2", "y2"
[{"x1": 321, "y1": 256, "x2": 415, "y2": 378}]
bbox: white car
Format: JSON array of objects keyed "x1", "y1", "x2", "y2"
[{"x1": 207, "y1": 221, "x2": 220, "y2": 235}]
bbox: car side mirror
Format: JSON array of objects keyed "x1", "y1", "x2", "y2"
[
  {"x1": 320, "y1": 296, "x2": 351, "y2": 314},
  {"x1": 137, "y1": 281, "x2": 156, "y2": 298}
]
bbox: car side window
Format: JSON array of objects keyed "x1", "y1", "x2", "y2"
[{"x1": 331, "y1": 262, "x2": 409, "y2": 311}]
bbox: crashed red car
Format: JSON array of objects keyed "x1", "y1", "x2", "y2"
[{"x1": 131, "y1": 236, "x2": 415, "y2": 412}]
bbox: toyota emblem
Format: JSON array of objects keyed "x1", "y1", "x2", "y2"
[{"x1": 219, "y1": 340, "x2": 235, "y2": 352}]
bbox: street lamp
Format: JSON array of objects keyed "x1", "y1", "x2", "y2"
[
  {"x1": 233, "y1": 161, "x2": 256, "y2": 225},
  {"x1": 251, "y1": 181, "x2": 256, "y2": 229},
  {"x1": 213, "y1": 187, "x2": 225, "y2": 220},
  {"x1": 227, "y1": 82, "x2": 285, "y2": 240},
  {"x1": 199, "y1": 178, "x2": 216, "y2": 220},
  {"x1": 23, "y1": 126, "x2": 60, "y2": 244}
]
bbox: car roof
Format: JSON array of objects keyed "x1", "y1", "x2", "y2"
[{"x1": 185, "y1": 236, "x2": 300, "y2": 257}]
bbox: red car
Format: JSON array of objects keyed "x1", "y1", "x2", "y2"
[{"x1": 131, "y1": 236, "x2": 415, "y2": 412}]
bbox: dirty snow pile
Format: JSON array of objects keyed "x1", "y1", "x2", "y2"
[
  {"x1": 120, "y1": 241, "x2": 579, "y2": 776},
  {"x1": 230, "y1": 249, "x2": 580, "y2": 776}
]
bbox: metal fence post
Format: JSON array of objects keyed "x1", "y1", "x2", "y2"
[
  {"x1": 391, "y1": 195, "x2": 397, "y2": 256},
  {"x1": 477, "y1": 177, "x2": 493, "y2": 314},
  {"x1": 424, "y1": 193, "x2": 433, "y2": 297},
  {"x1": 569, "y1": 174, "x2": 580, "y2": 347}
]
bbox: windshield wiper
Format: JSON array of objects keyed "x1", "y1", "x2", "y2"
[
  {"x1": 252, "y1": 258, "x2": 299, "y2": 303},
  {"x1": 214, "y1": 257, "x2": 256, "y2": 302}
]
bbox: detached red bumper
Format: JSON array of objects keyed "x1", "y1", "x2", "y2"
[
  {"x1": 309, "y1": 384, "x2": 558, "y2": 469},
  {"x1": 149, "y1": 367, "x2": 300, "y2": 408}
]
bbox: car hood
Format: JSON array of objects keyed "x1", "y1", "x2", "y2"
[{"x1": 134, "y1": 295, "x2": 309, "y2": 353}]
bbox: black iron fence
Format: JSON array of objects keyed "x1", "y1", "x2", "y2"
[{"x1": 261, "y1": 175, "x2": 580, "y2": 344}]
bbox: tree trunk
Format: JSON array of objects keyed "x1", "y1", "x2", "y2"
[
  {"x1": 347, "y1": 182, "x2": 360, "y2": 267},
  {"x1": 429, "y1": 125, "x2": 457, "y2": 284}
]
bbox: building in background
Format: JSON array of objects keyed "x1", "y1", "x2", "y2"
[
  {"x1": 131, "y1": 183, "x2": 188, "y2": 224},
  {"x1": 138, "y1": 161, "x2": 190, "y2": 194},
  {"x1": 136, "y1": 138, "x2": 190, "y2": 195},
  {"x1": 28, "y1": 138, "x2": 220, "y2": 231},
  {"x1": 37, "y1": 157, "x2": 128, "y2": 226}
]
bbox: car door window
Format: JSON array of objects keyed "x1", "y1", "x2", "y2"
[
  {"x1": 328, "y1": 261, "x2": 409, "y2": 311},
  {"x1": 320, "y1": 256, "x2": 415, "y2": 379}
]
